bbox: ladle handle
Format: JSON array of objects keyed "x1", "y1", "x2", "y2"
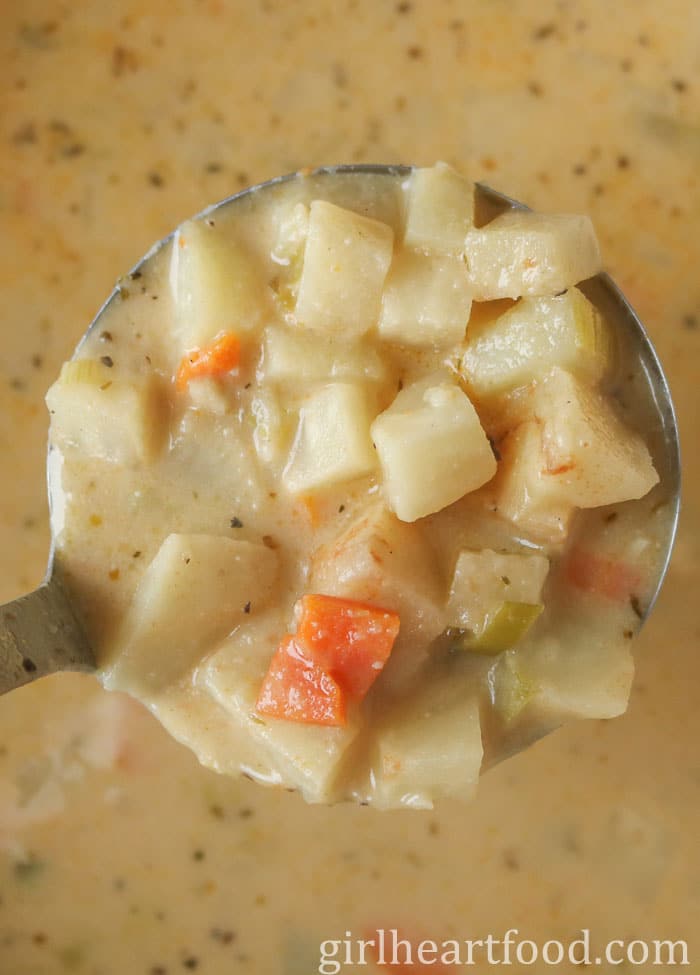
[{"x1": 0, "y1": 572, "x2": 94, "y2": 695}]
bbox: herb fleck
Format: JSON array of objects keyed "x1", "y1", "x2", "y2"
[
  {"x1": 533, "y1": 22, "x2": 556, "y2": 40},
  {"x1": 230, "y1": 516, "x2": 243, "y2": 528},
  {"x1": 630, "y1": 595, "x2": 644, "y2": 619},
  {"x1": 14, "y1": 855, "x2": 46, "y2": 883},
  {"x1": 100, "y1": 355, "x2": 114, "y2": 368},
  {"x1": 12, "y1": 121, "x2": 37, "y2": 144},
  {"x1": 243, "y1": 601, "x2": 251, "y2": 614}
]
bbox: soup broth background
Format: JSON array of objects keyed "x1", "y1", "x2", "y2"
[{"x1": 0, "y1": 2, "x2": 697, "y2": 972}]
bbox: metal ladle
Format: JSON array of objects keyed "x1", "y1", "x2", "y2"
[{"x1": 0, "y1": 165, "x2": 682, "y2": 695}]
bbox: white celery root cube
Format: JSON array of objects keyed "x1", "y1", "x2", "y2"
[
  {"x1": 462, "y1": 287, "x2": 612, "y2": 398},
  {"x1": 403, "y1": 162, "x2": 475, "y2": 254},
  {"x1": 261, "y1": 326, "x2": 386, "y2": 385},
  {"x1": 533, "y1": 367, "x2": 659, "y2": 508},
  {"x1": 464, "y1": 210, "x2": 602, "y2": 300},
  {"x1": 201, "y1": 620, "x2": 359, "y2": 803},
  {"x1": 379, "y1": 250, "x2": 472, "y2": 348},
  {"x1": 294, "y1": 200, "x2": 394, "y2": 336},
  {"x1": 169, "y1": 218, "x2": 268, "y2": 349},
  {"x1": 101, "y1": 534, "x2": 277, "y2": 693},
  {"x1": 371, "y1": 377, "x2": 497, "y2": 522},
  {"x1": 46, "y1": 359, "x2": 165, "y2": 465},
  {"x1": 372, "y1": 681, "x2": 483, "y2": 809},
  {"x1": 283, "y1": 383, "x2": 377, "y2": 494},
  {"x1": 311, "y1": 503, "x2": 445, "y2": 688},
  {"x1": 447, "y1": 549, "x2": 550, "y2": 631},
  {"x1": 492, "y1": 421, "x2": 574, "y2": 543}
]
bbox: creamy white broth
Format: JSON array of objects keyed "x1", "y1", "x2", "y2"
[
  {"x1": 45, "y1": 168, "x2": 667, "y2": 808},
  {"x1": 1, "y1": 1, "x2": 698, "y2": 972}
]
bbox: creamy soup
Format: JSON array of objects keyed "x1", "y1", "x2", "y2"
[
  {"x1": 0, "y1": 1, "x2": 698, "y2": 972},
  {"x1": 45, "y1": 166, "x2": 667, "y2": 809}
]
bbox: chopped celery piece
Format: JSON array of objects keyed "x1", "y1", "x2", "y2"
[
  {"x1": 448, "y1": 602, "x2": 543, "y2": 656},
  {"x1": 493, "y1": 654, "x2": 538, "y2": 723},
  {"x1": 57, "y1": 359, "x2": 114, "y2": 387}
]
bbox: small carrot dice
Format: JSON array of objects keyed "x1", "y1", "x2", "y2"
[
  {"x1": 176, "y1": 331, "x2": 241, "y2": 391},
  {"x1": 565, "y1": 550, "x2": 641, "y2": 602},
  {"x1": 256, "y1": 635, "x2": 346, "y2": 726},
  {"x1": 296, "y1": 594, "x2": 400, "y2": 700}
]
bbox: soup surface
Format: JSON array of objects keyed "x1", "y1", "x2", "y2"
[
  {"x1": 46, "y1": 166, "x2": 667, "y2": 809},
  {"x1": 0, "y1": 1, "x2": 698, "y2": 972}
]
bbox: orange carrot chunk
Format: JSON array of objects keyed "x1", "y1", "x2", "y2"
[
  {"x1": 296, "y1": 594, "x2": 400, "y2": 700},
  {"x1": 256, "y1": 635, "x2": 346, "y2": 726},
  {"x1": 565, "y1": 550, "x2": 642, "y2": 602},
  {"x1": 176, "y1": 331, "x2": 241, "y2": 391}
]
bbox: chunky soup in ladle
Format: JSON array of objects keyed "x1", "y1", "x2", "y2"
[{"x1": 46, "y1": 164, "x2": 672, "y2": 808}]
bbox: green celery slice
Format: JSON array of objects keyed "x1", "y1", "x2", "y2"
[{"x1": 465, "y1": 601, "x2": 543, "y2": 656}]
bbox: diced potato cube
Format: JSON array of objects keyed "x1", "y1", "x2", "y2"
[
  {"x1": 533, "y1": 367, "x2": 659, "y2": 508},
  {"x1": 372, "y1": 678, "x2": 483, "y2": 809},
  {"x1": 403, "y1": 163, "x2": 475, "y2": 254},
  {"x1": 294, "y1": 201, "x2": 394, "y2": 336},
  {"x1": 283, "y1": 383, "x2": 377, "y2": 494},
  {"x1": 464, "y1": 210, "x2": 602, "y2": 300},
  {"x1": 169, "y1": 219, "x2": 268, "y2": 349},
  {"x1": 311, "y1": 504, "x2": 445, "y2": 688},
  {"x1": 461, "y1": 287, "x2": 612, "y2": 398},
  {"x1": 447, "y1": 549, "x2": 550, "y2": 632},
  {"x1": 508, "y1": 626, "x2": 634, "y2": 722},
  {"x1": 492, "y1": 421, "x2": 574, "y2": 543},
  {"x1": 371, "y1": 377, "x2": 496, "y2": 522},
  {"x1": 101, "y1": 534, "x2": 277, "y2": 693},
  {"x1": 46, "y1": 359, "x2": 166, "y2": 466},
  {"x1": 201, "y1": 619, "x2": 359, "y2": 803},
  {"x1": 260, "y1": 326, "x2": 387, "y2": 385},
  {"x1": 378, "y1": 250, "x2": 472, "y2": 348},
  {"x1": 251, "y1": 387, "x2": 293, "y2": 466},
  {"x1": 271, "y1": 202, "x2": 309, "y2": 266}
]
